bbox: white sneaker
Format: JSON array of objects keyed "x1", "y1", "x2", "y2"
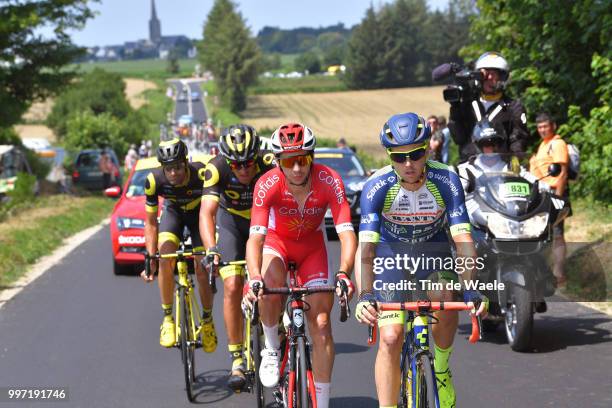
[{"x1": 259, "y1": 348, "x2": 280, "y2": 388}]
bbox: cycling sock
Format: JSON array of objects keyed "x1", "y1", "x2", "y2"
[
  {"x1": 262, "y1": 323, "x2": 280, "y2": 350},
  {"x1": 162, "y1": 303, "x2": 173, "y2": 318},
  {"x1": 434, "y1": 344, "x2": 453, "y2": 373},
  {"x1": 228, "y1": 343, "x2": 244, "y2": 370},
  {"x1": 315, "y1": 382, "x2": 330, "y2": 408},
  {"x1": 201, "y1": 307, "x2": 213, "y2": 323}
]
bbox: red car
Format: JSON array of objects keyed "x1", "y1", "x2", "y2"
[{"x1": 105, "y1": 154, "x2": 212, "y2": 275}]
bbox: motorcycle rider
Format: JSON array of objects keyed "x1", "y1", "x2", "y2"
[{"x1": 448, "y1": 52, "x2": 530, "y2": 161}]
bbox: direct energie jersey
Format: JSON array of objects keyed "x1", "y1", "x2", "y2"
[
  {"x1": 201, "y1": 152, "x2": 276, "y2": 220},
  {"x1": 359, "y1": 161, "x2": 471, "y2": 244},
  {"x1": 250, "y1": 164, "x2": 354, "y2": 240},
  {"x1": 145, "y1": 161, "x2": 207, "y2": 214}
]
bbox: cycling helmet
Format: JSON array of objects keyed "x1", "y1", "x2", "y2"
[
  {"x1": 380, "y1": 113, "x2": 431, "y2": 149},
  {"x1": 472, "y1": 120, "x2": 506, "y2": 150},
  {"x1": 475, "y1": 52, "x2": 509, "y2": 81},
  {"x1": 157, "y1": 138, "x2": 187, "y2": 165},
  {"x1": 219, "y1": 124, "x2": 260, "y2": 162},
  {"x1": 270, "y1": 123, "x2": 316, "y2": 155}
]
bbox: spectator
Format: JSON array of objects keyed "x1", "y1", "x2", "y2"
[
  {"x1": 99, "y1": 150, "x2": 114, "y2": 189},
  {"x1": 529, "y1": 113, "x2": 570, "y2": 287},
  {"x1": 429, "y1": 132, "x2": 444, "y2": 162},
  {"x1": 146, "y1": 140, "x2": 153, "y2": 157},
  {"x1": 124, "y1": 144, "x2": 138, "y2": 172},
  {"x1": 336, "y1": 137, "x2": 351, "y2": 150},
  {"x1": 138, "y1": 141, "x2": 148, "y2": 158},
  {"x1": 447, "y1": 52, "x2": 530, "y2": 162},
  {"x1": 438, "y1": 115, "x2": 451, "y2": 164}
]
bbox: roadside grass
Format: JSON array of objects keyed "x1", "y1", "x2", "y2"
[
  {"x1": 563, "y1": 197, "x2": 611, "y2": 302},
  {"x1": 137, "y1": 79, "x2": 174, "y2": 142},
  {"x1": 201, "y1": 81, "x2": 241, "y2": 127},
  {"x1": 251, "y1": 75, "x2": 346, "y2": 95},
  {"x1": 73, "y1": 58, "x2": 198, "y2": 80},
  {"x1": 0, "y1": 196, "x2": 114, "y2": 288}
]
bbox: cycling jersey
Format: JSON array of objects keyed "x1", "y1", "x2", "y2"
[
  {"x1": 145, "y1": 161, "x2": 207, "y2": 214},
  {"x1": 359, "y1": 161, "x2": 471, "y2": 244},
  {"x1": 250, "y1": 164, "x2": 354, "y2": 240},
  {"x1": 201, "y1": 152, "x2": 276, "y2": 220}
]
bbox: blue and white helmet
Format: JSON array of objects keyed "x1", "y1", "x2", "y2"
[{"x1": 380, "y1": 113, "x2": 431, "y2": 149}]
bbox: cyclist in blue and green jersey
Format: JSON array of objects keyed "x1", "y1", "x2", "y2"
[{"x1": 355, "y1": 113, "x2": 488, "y2": 408}]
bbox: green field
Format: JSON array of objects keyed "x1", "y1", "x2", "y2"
[
  {"x1": 251, "y1": 75, "x2": 346, "y2": 95},
  {"x1": 74, "y1": 58, "x2": 199, "y2": 79}
]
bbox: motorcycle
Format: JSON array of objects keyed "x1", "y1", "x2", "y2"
[{"x1": 457, "y1": 153, "x2": 569, "y2": 351}]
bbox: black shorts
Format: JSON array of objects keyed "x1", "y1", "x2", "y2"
[
  {"x1": 158, "y1": 204, "x2": 203, "y2": 251},
  {"x1": 216, "y1": 209, "x2": 249, "y2": 279}
]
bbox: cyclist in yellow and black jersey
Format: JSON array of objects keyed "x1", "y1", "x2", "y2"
[
  {"x1": 141, "y1": 138, "x2": 217, "y2": 354},
  {"x1": 199, "y1": 124, "x2": 275, "y2": 390}
]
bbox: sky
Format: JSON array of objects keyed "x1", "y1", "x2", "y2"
[{"x1": 70, "y1": 0, "x2": 449, "y2": 47}]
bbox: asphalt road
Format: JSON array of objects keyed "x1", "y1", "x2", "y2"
[
  {"x1": 0, "y1": 227, "x2": 611, "y2": 407},
  {"x1": 170, "y1": 80, "x2": 207, "y2": 123}
]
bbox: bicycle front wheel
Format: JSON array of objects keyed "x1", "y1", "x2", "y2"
[
  {"x1": 296, "y1": 337, "x2": 313, "y2": 408},
  {"x1": 252, "y1": 321, "x2": 265, "y2": 408},
  {"x1": 179, "y1": 287, "x2": 196, "y2": 402},
  {"x1": 415, "y1": 353, "x2": 436, "y2": 408}
]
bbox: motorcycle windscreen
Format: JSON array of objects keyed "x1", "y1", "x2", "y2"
[{"x1": 476, "y1": 174, "x2": 539, "y2": 217}]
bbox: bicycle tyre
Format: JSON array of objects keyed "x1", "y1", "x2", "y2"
[
  {"x1": 296, "y1": 337, "x2": 312, "y2": 408},
  {"x1": 179, "y1": 287, "x2": 195, "y2": 402},
  {"x1": 416, "y1": 353, "x2": 436, "y2": 408},
  {"x1": 399, "y1": 344, "x2": 410, "y2": 408},
  {"x1": 252, "y1": 322, "x2": 265, "y2": 408}
]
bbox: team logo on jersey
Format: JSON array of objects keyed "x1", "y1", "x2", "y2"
[
  {"x1": 254, "y1": 173, "x2": 280, "y2": 206},
  {"x1": 318, "y1": 170, "x2": 344, "y2": 204},
  {"x1": 360, "y1": 213, "x2": 379, "y2": 224},
  {"x1": 366, "y1": 179, "x2": 387, "y2": 201},
  {"x1": 449, "y1": 206, "x2": 465, "y2": 218}
]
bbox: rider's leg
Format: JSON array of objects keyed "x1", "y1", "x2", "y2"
[
  {"x1": 305, "y1": 292, "x2": 334, "y2": 408},
  {"x1": 158, "y1": 236, "x2": 178, "y2": 347},
  {"x1": 376, "y1": 319, "x2": 404, "y2": 407},
  {"x1": 194, "y1": 254, "x2": 213, "y2": 311},
  {"x1": 259, "y1": 252, "x2": 286, "y2": 348}
]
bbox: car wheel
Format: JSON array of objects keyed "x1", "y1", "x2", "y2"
[{"x1": 113, "y1": 261, "x2": 133, "y2": 276}]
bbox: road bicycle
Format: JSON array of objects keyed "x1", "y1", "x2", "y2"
[
  {"x1": 210, "y1": 260, "x2": 267, "y2": 407},
  {"x1": 144, "y1": 245, "x2": 207, "y2": 402},
  {"x1": 250, "y1": 261, "x2": 350, "y2": 408},
  {"x1": 368, "y1": 300, "x2": 481, "y2": 408}
]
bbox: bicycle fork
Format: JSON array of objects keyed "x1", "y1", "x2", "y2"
[{"x1": 404, "y1": 314, "x2": 440, "y2": 408}]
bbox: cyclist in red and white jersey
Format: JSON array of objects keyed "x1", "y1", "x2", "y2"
[{"x1": 245, "y1": 123, "x2": 357, "y2": 408}]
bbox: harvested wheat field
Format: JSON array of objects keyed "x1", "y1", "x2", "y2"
[{"x1": 243, "y1": 86, "x2": 448, "y2": 157}]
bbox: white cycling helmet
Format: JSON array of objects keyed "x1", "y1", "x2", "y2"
[
  {"x1": 270, "y1": 123, "x2": 316, "y2": 155},
  {"x1": 475, "y1": 52, "x2": 510, "y2": 81}
]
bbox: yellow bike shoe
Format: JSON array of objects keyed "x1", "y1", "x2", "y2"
[
  {"x1": 200, "y1": 319, "x2": 217, "y2": 353},
  {"x1": 159, "y1": 317, "x2": 176, "y2": 348},
  {"x1": 435, "y1": 368, "x2": 456, "y2": 408}
]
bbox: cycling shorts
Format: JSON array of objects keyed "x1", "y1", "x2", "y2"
[
  {"x1": 158, "y1": 204, "x2": 203, "y2": 252},
  {"x1": 217, "y1": 208, "x2": 249, "y2": 280},
  {"x1": 263, "y1": 229, "x2": 331, "y2": 287}
]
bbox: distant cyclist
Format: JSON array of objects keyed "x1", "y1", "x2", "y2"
[
  {"x1": 141, "y1": 138, "x2": 217, "y2": 354},
  {"x1": 199, "y1": 124, "x2": 275, "y2": 390},
  {"x1": 356, "y1": 113, "x2": 488, "y2": 408},
  {"x1": 244, "y1": 123, "x2": 357, "y2": 408}
]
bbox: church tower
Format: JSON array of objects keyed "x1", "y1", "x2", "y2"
[{"x1": 149, "y1": 0, "x2": 161, "y2": 44}]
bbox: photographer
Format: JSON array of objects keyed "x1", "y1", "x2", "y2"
[{"x1": 436, "y1": 52, "x2": 530, "y2": 162}]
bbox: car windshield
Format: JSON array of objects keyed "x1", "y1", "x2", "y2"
[
  {"x1": 315, "y1": 152, "x2": 365, "y2": 177},
  {"x1": 126, "y1": 169, "x2": 149, "y2": 197},
  {"x1": 76, "y1": 152, "x2": 101, "y2": 167}
]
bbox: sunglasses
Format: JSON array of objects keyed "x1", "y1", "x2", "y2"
[
  {"x1": 162, "y1": 162, "x2": 186, "y2": 173},
  {"x1": 387, "y1": 144, "x2": 428, "y2": 163},
  {"x1": 278, "y1": 154, "x2": 313, "y2": 168},
  {"x1": 226, "y1": 159, "x2": 256, "y2": 170}
]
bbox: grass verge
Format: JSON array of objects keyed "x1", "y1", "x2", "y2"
[
  {"x1": 0, "y1": 195, "x2": 114, "y2": 288},
  {"x1": 251, "y1": 75, "x2": 347, "y2": 95},
  {"x1": 74, "y1": 58, "x2": 198, "y2": 80}
]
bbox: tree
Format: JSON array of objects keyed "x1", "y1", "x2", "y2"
[
  {"x1": 166, "y1": 50, "x2": 180, "y2": 74},
  {"x1": 295, "y1": 52, "x2": 322, "y2": 74},
  {"x1": 47, "y1": 69, "x2": 132, "y2": 138},
  {"x1": 63, "y1": 110, "x2": 126, "y2": 155},
  {"x1": 198, "y1": 0, "x2": 260, "y2": 112},
  {"x1": 0, "y1": 0, "x2": 97, "y2": 129},
  {"x1": 344, "y1": 6, "x2": 384, "y2": 89}
]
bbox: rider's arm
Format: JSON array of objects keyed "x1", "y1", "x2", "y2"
[
  {"x1": 326, "y1": 168, "x2": 357, "y2": 275},
  {"x1": 245, "y1": 172, "x2": 275, "y2": 279},
  {"x1": 246, "y1": 233, "x2": 265, "y2": 280},
  {"x1": 144, "y1": 172, "x2": 159, "y2": 256},
  {"x1": 200, "y1": 160, "x2": 222, "y2": 251},
  {"x1": 357, "y1": 174, "x2": 385, "y2": 293}
]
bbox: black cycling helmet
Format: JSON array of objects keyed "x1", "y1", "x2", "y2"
[
  {"x1": 472, "y1": 120, "x2": 506, "y2": 151},
  {"x1": 157, "y1": 138, "x2": 188, "y2": 165},
  {"x1": 219, "y1": 124, "x2": 260, "y2": 162}
]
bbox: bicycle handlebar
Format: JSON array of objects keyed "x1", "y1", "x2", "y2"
[
  {"x1": 367, "y1": 301, "x2": 481, "y2": 345},
  {"x1": 208, "y1": 260, "x2": 247, "y2": 294}
]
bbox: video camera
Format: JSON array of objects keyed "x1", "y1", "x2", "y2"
[{"x1": 432, "y1": 62, "x2": 483, "y2": 104}]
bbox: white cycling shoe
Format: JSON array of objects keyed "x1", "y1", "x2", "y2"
[{"x1": 259, "y1": 348, "x2": 281, "y2": 388}]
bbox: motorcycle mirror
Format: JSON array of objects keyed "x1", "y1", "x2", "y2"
[{"x1": 548, "y1": 163, "x2": 561, "y2": 177}]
